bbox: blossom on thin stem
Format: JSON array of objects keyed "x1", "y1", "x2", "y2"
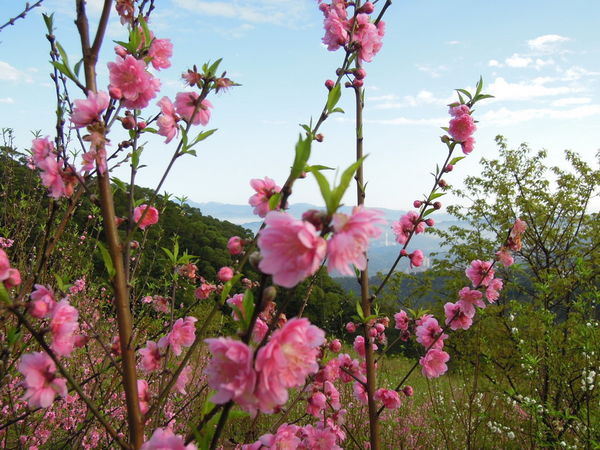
[{"x1": 18, "y1": 352, "x2": 68, "y2": 408}]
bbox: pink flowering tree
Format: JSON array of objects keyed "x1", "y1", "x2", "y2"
[{"x1": 0, "y1": 1, "x2": 542, "y2": 449}]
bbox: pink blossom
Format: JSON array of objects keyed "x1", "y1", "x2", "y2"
[
  {"x1": 353, "y1": 335, "x2": 377, "y2": 357},
  {"x1": 29, "y1": 284, "x2": 57, "y2": 318},
  {"x1": 302, "y1": 424, "x2": 342, "y2": 450},
  {"x1": 151, "y1": 295, "x2": 170, "y2": 314},
  {"x1": 512, "y1": 218, "x2": 527, "y2": 236},
  {"x1": 507, "y1": 218, "x2": 527, "y2": 251},
  {"x1": 394, "y1": 310, "x2": 410, "y2": 331},
  {"x1": 194, "y1": 282, "x2": 216, "y2": 299},
  {"x1": 174, "y1": 92, "x2": 212, "y2": 126},
  {"x1": 496, "y1": 249, "x2": 514, "y2": 267},
  {"x1": 345, "y1": 322, "x2": 356, "y2": 333},
  {"x1": 352, "y1": 14, "x2": 384, "y2": 63},
  {"x1": 449, "y1": 113, "x2": 476, "y2": 142},
  {"x1": 139, "y1": 341, "x2": 162, "y2": 372},
  {"x1": 409, "y1": 249, "x2": 424, "y2": 268},
  {"x1": 307, "y1": 391, "x2": 327, "y2": 417},
  {"x1": 486, "y1": 278, "x2": 504, "y2": 303},
  {"x1": 402, "y1": 385, "x2": 414, "y2": 397},
  {"x1": 138, "y1": 379, "x2": 150, "y2": 415},
  {"x1": 227, "y1": 236, "x2": 244, "y2": 255},
  {"x1": 204, "y1": 337, "x2": 257, "y2": 414},
  {"x1": 465, "y1": 260, "x2": 495, "y2": 287},
  {"x1": 326, "y1": 206, "x2": 384, "y2": 275},
  {"x1": 50, "y1": 299, "x2": 79, "y2": 357},
  {"x1": 374, "y1": 388, "x2": 401, "y2": 409},
  {"x1": 133, "y1": 204, "x2": 159, "y2": 230},
  {"x1": 320, "y1": 1, "x2": 349, "y2": 51},
  {"x1": 175, "y1": 365, "x2": 192, "y2": 395},
  {"x1": 420, "y1": 349, "x2": 450, "y2": 378},
  {"x1": 255, "y1": 318, "x2": 325, "y2": 413},
  {"x1": 257, "y1": 212, "x2": 327, "y2": 288},
  {"x1": 461, "y1": 136, "x2": 475, "y2": 154},
  {"x1": 18, "y1": 352, "x2": 67, "y2": 408},
  {"x1": 249, "y1": 177, "x2": 281, "y2": 218},
  {"x1": 392, "y1": 211, "x2": 425, "y2": 245},
  {"x1": 449, "y1": 104, "x2": 470, "y2": 117},
  {"x1": 159, "y1": 316, "x2": 197, "y2": 356},
  {"x1": 156, "y1": 97, "x2": 179, "y2": 143},
  {"x1": 217, "y1": 266, "x2": 234, "y2": 282},
  {"x1": 444, "y1": 302, "x2": 473, "y2": 331},
  {"x1": 258, "y1": 424, "x2": 302, "y2": 449},
  {"x1": 415, "y1": 316, "x2": 447, "y2": 350},
  {"x1": 252, "y1": 318, "x2": 269, "y2": 344},
  {"x1": 353, "y1": 381, "x2": 368, "y2": 404},
  {"x1": 69, "y1": 276, "x2": 86, "y2": 294},
  {"x1": 31, "y1": 137, "x2": 55, "y2": 166},
  {"x1": 141, "y1": 428, "x2": 196, "y2": 450},
  {"x1": 457, "y1": 287, "x2": 486, "y2": 316},
  {"x1": 107, "y1": 55, "x2": 160, "y2": 109},
  {"x1": 329, "y1": 339, "x2": 342, "y2": 352},
  {"x1": 71, "y1": 91, "x2": 109, "y2": 128},
  {"x1": 3, "y1": 267, "x2": 21, "y2": 289},
  {"x1": 148, "y1": 38, "x2": 173, "y2": 70},
  {"x1": 324, "y1": 380, "x2": 341, "y2": 410},
  {"x1": 38, "y1": 156, "x2": 66, "y2": 199}
]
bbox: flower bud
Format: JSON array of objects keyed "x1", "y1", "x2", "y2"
[
  {"x1": 352, "y1": 79, "x2": 364, "y2": 88},
  {"x1": 315, "y1": 133, "x2": 324, "y2": 142},
  {"x1": 325, "y1": 79, "x2": 335, "y2": 90},
  {"x1": 402, "y1": 385, "x2": 414, "y2": 397},
  {"x1": 433, "y1": 201, "x2": 442, "y2": 210},
  {"x1": 438, "y1": 179, "x2": 448, "y2": 188},
  {"x1": 346, "y1": 322, "x2": 356, "y2": 333},
  {"x1": 413, "y1": 200, "x2": 422, "y2": 208},
  {"x1": 445, "y1": 164, "x2": 454, "y2": 172},
  {"x1": 360, "y1": 1, "x2": 375, "y2": 13},
  {"x1": 400, "y1": 249, "x2": 408, "y2": 256},
  {"x1": 440, "y1": 135, "x2": 450, "y2": 143},
  {"x1": 137, "y1": 121, "x2": 147, "y2": 130},
  {"x1": 425, "y1": 218, "x2": 435, "y2": 227},
  {"x1": 262, "y1": 286, "x2": 277, "y2": 303},
  {"x1": 109, "y1": 86, "x2": 122, "y2": 99},
  {"x1": 355, "y1": 68, "x2": 367, "y2": 80}
]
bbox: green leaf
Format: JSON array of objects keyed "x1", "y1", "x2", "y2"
[
  {"x1": 330, "y1": 156, "x2": 367, "y2": 213},
  {"x1": 310, "y1": 169, "x2": 333, "y2": 213},
  {"x1": 97, "y1": 241, "x2": 116, "y2": 278},
  {"x1": 428, "y1": 192, "x2": 445, "y2": 201},
  {"x1": 7, "y1": 326, "x2": 21, "y2": 345},
  {"x1": 111, "y1": 177, "x2": 127, "y2": 193},
  {"x1": 423, "y1": 208, "x2": 435, "y2": 217},
  {"x1": 326, "y1": 82, "x2": 342, "y2": 113},
  {"x1": 190, "y1": 129, "x2": 217, "y2": 147},
  {"x1": 162, "y1": 247, "x2": 175, "y2": 264},
  {"x1": 306, "y1": 165, "x2": 335, "y2": 171},
  {"x1": 356, "y1": 301, "x2": 365, "y2": 321},
  {"x1": 330, "y1": 107, "x2": 345, "y2": 114},
  {"x1": 42, "y1": 13, "x2": 54, "y2": 33},
  {"x1": 290, "y1": 134, "x2": 312, "y2": 180},
  {"x1": 55, "y1": 42, "x2": 69, "y2": 66},
  {"x1": 220, "y1": 274, "x2": 243, "y2": 305},
  {"x1": 207, "y1": 58, "x2": 223, "y2": 76},
  {"x1": 456, "y1": 88, "x2": 472, "y2": 100},
  {"x1": 242, "y1": 289, "x2": 255, "y2": 330},
  {"x1": 73, "y1": 58, "x2": 83, "y2": 77},
  {"x1": 449, "y1": 156, "x2": 466, "y2": 165},
  {"x1": 268, "y1": 192, "x2": 281, "y2": 211},
  {"x1": 0, "y1": 283, "x2": 9, "y2": 305},
  {"x1": 475, "y1": 76, "x2": 483, "y2": 97},
  {"x1": 139, "y1": 16, "x2": 152, "y2": 49}
]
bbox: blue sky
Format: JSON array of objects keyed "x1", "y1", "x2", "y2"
[{"x1": 1, "y1": 0, "x2": 599, "y2": 212}]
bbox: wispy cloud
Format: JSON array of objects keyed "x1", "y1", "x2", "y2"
[
  {"x1": 365, "y1": 116, "x2": 446, "y2": 126},
  {"x1": 506, "y1": 53, "x2": 532, "y2": 68},
  {"x1": 0, "y1": 97, "x2": 14, "y2": 104},
  {"x1": 415, "y1": 64, "x2": 448, "y2": 79},
  {"x1": 172, "y1": 0, "x2": 309, "y2": 27},
  {"x1": 487, "y1": 77, "x2": 581, "y2": 101},
  {"x1": 368, "y1": 90, "x2": 453, "y2": 110},
  {"x1": 0, "y1": 61, "x2": 32, "y2": 83},
  {"x1": 527, "y1": 34, "x2": 571, "y2": 52},
  {"x1": 551, "y1": 97, "x2": 591, "y2": 107}
]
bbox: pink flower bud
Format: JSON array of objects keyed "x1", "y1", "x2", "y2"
[
  {"x1": 109, "y1": 86, "x2": 122, "y2": 99},
  {"x1": 425, "y1": 218, "x2": 434, "y2": 227},
  {"x1": 352, "y1": 79, "x2": 364, "y2": 88},
  {"x1": 400, "y1": 249, "x2": 408, "y2": 256},
  {"x1": 433, "y1": 201, "x2": 442, "y2": 210},
  {"x1": 361, "y1": 2, "x2": 375, "y2": 14},
  {"x1": 369, "y1": 327, "x2": 378, "y2": 337},
  {"x1": 346, "y1": 322, "x2": 356, "y2": 333},
  {"x1": 137, "y1": 121, "x2": 147, "y2": 130},
  {"x1": 227, "y1": 236, "x2": 244, "y2": 255},
  {"x1": 114, "y1": 45, "x2": 128, "y2": 57},
  {"x1": 413, "y1": 200, "x2": 422, "y2": 208},
  {"x1": 329, "y1": 339, "x2": 342, "y2": 352},
  {"x1": 375, "y1": 323, "x2": 385, "y2": 333},
  {"x1": 445, "y1": 164, "x2": 454, "y2": 172},
  {"x1": 402, "y1": 385, "x2": 414, "y2": 397},
  {"x1": 325, "y1": 79, "x2": 335, "y2": 90},
  {"x1": 217, "y1": 266, "x2": 234, "y2": 282},
  {"x1": 355, "y1": 68, "x2": 367, "y2": 80}
]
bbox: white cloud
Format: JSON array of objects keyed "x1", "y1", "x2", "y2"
[
  {"x1": 488, "y1": 59, "x2": 503, "y2": 68},
  {"x1": 0, "y1": 97, "x2": 14, "y2": 104},
  {"x1": 487, "y1": 77, "x2": 580, "y2": 101},
  {"x1": 551, "y1": 97, "x2": 591, "y2": 107},
  {"x1": 482, "y1": 104, "x2": 600, "y2": 125},
  {"x1": 369, "y1": 90, "x2": 453, "y2": 109},
  {"x1": 527, "y1": 34, "x2": 571, "y2": 52},
  {"x1": 445, "y1": 40, "x2": 461, "y2": 45},
  {"x1": 0, "y1": 61, "x2": 32, "y2": 82},
  {"x1": 172, "y1": 0, "x2": 308, "y2": 26},
  {"x1": 416, "y1": 64, "x2": 448, "y2": 79},
  {"x1": 506, "y1": 53, "x2": 532, "y2": 68},
  {"x1": 560, "y1": 66, "x2": 600, "y2": 81}
]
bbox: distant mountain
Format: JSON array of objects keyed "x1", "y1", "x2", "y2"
[{"x1": 189, "y1": 201, "x2": 463, "y2": 277}]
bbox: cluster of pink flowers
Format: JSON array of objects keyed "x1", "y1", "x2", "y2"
[
  {"x1": 249, "y1": 177, "x2": 281, "y2": 218},
  {"x1": 157, "y1": 316, "x2": 197, "y2": 356},
  {"x1": 70, "y1": 91, "x2": 109, "y2": 129},
  {"x1": 0, "y1": 236, "x2": 14, "y2": 248},
  {"x1": 29, "y1": 137, "x2": 76, "y2": 199},
  {"x1": 243, "y1": 422, "x2": 342, "y2": 449},
  {"x1": 50, "y1": 299, "x2": 80, "y2": 357},
  {"x1": 194, "y1": 279, "x2": 217, "y2": 299},
  {"x1": 141, "y1": 428, "x2": 196, "y2": 450},
  {"x1": 204, "y1": 318, "x2": 325, "y2": 416},
  {"x1": 108, "y1": 54, "x2": 161, "y2": 109},
  {"x1": 448, "y1": 103, "x2": 477, "y2": 154},
  {"x1": 0, "y1": 248, "x2": 21, "y2": 290},
  {"x1": 318, "y1": 0, "x2": 385, "y2": 63},
  {"x1": 391, "y1": 210, "x2": 430, "y2": 245},
  {"x1": 257, "y1": 207, "x2": 384, "y2": 288}
]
